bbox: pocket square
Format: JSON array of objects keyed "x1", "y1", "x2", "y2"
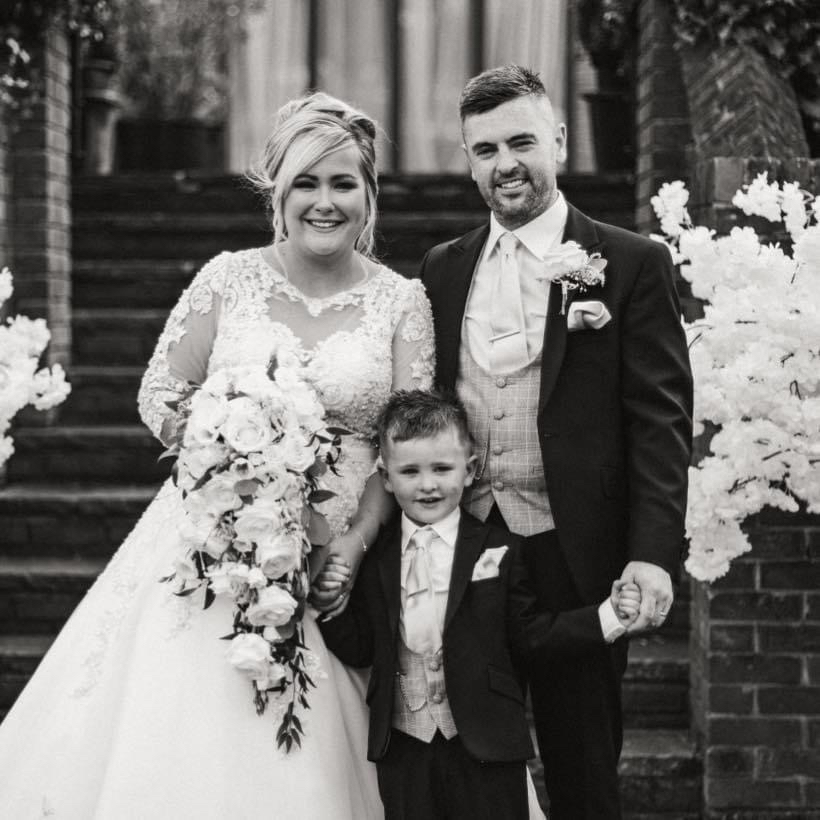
[
  {"x1": 567, "y1": 300, "x2": 611, "y2": 332},
  {"x1": 471, "y1": 545, "x2": 508, "y2": 581}
]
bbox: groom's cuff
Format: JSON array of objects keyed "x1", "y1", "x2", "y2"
[{"x1": 598, "y1": 600, "x2": 627, "y2": 643}]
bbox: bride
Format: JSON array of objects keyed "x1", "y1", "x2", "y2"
[{"x1": 0, "y1": 93, "x2": 434, "y2": 818}]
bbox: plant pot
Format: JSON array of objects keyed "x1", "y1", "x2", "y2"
[
  {"x1": 82, "y1": 57, "x2": 121, "y2": 175},
  {"x1": 583, "y1": 91, "x2": 635, "y2": 172},
  {"x1": 115, "y1": 118, "x2": 226, "y2": 171}
]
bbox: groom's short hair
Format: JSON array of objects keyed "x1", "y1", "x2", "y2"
[
  {"x1": 459, "y1": 64, "x2": 547, "y2": 120},
  {"x1": 377, "y1": 389, "x2": 473, "y2": 456}
]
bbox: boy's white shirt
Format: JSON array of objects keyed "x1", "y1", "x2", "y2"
[{"x1": 399, "y1": 506, "x2": 625, "y2": 643}]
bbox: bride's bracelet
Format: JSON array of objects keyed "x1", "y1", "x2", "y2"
[{"x1": 350, "y1": 528, "x2": 368, "y2": 554}]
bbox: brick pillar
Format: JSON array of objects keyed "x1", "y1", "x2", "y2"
[
  {"x1": 635, "y1": 0, "x2": 691, "y2": 233},
  {"x1": 689, "y1": 157, "x2": 820, "y2": 819},
  {"x1": 691, "y1": 513, "x2": 820, "y2": 819},
  {"x1": 10, "y1": 25, "x2": 72, "y2": 367}
]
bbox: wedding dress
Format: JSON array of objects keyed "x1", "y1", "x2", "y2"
[{"x1": 0, "y1": 248, "x2": 434, "y2": 819}]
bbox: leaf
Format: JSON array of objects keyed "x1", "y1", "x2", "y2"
[
  {"x1": 306, "y1": 510, "x2": 331, "y2": 546},
  {"x1": 173, "y1": 586, "x2": 198, "y2": 597},
  {"x1": 203, "y1": 587, "x2": 215, "y2": 609},
  {"x1": 308, "y1": 489, "x2": 335, "y2": 504},
  {"x1": 233, "y1": 478, "x2": 260, "y2": 496},
  {"x1": 325, "y1": 426, "x2": 352, "y2": 437}
]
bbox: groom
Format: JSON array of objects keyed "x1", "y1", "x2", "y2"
[{"x1": 419, "y1": 65, "x2": 693, "y2": 819}]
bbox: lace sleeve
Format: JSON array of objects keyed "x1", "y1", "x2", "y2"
[
  {"x1": 391, "y1": 277, "x2": 435, "y2": 390},
  {"x1": 137, "y1": 253, "x2": 230, "y2": 440}
]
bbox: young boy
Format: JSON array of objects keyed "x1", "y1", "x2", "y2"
[{"x1": 319, "y1": 390, "x2": 639, "y2": 819}]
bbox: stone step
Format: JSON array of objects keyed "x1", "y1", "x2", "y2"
[
  {"x1": 72, "y1": 211, "x2": 488, "y2": 265},
  {"x1": 619, "y1": 729, "x2": 701, "y2": 817},
  {"x1": 0, "y1": 484, "x2": 158, "y2": 559},
  {"x1": 5, "y1": 426, "x2": 166, "y2": 484},
  {"x1": 72, "y1": 259, "x2": 201, "y2": 310},
  {"x1": 0, "y1": 558, "x2": 105, "y2": 634},
  {"x1": 624, "y1": 635, "x2": 689, "y2": 729},
  {"x1": 73, "y1": 308, "x2": 166, "y2": 366},
  {"x1": 60, "y1": 366, "x2": 144, "y2": 424},
  {"x1": 0, "y1": 634, "x2": 55, "y2": 714},
  {"x1": 527, "y1": 728, "x2": 701, "y2": 817},
  {"x1": 73, "y1": 171, "x2": 633, "y2": 220}
]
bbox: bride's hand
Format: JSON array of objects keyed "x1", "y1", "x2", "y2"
[{"x1": 310, "y1": 555, "x2": 351, "y2": 611}]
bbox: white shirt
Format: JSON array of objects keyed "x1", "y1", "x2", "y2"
[
  {"x1": 400, "y1": 508, "x2": 460, "y2": 642},
  {"x1": 463, "y1": 192, "x2": 569, "y2": 372}
]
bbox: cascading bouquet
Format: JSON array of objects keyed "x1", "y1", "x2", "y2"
[{"x1": 161, "y1": 354, "x2": 345, "y2": 751}]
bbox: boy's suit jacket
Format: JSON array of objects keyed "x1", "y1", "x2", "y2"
[
  {"x1": 319, "y1": 510, "x2": 609, "y2": 763},
  {"x1": 419, "y1": 204, "x2": 693, "y2": 604}
]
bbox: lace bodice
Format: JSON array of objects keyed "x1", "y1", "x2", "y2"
[{"x1": 138, "y1": 248, "x2": 435, "y2": 442}]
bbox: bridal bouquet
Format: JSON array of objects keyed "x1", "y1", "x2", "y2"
[
  {"x1": 0, "y1": 267, "x2": 71, "y2": 468},
  {"x1": 162, "y1": 355, "x2": 344, "y2": 750},
  {"x1": 651, "y1": 175, "x2": 820, "y2": 582}
]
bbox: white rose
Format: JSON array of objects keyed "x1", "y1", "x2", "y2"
[
  {"x1": 233, "y1": 494, "x2": 284, "y2": 545},
  {"x1": 179, "y1": 442, "x2": 228, "y2": 480},
  {"x1": 207, "y1": 562, "x2": 250, "y2": 596},
  {"x1": 226, "y1": 633, "x2": 271, "y2": 679},
  {"x1": 233, "y1": 368, "x2": 278, "y2": 403},
  {"x1": 222, "y1": 396, "x2": 273, "y2": 453},
  {"x1": 198, "y1": 473, "x2": 243, "y2": 515},
  {"x1": 254, "y1": 662, "x2": 287, "y2": 691},
  {"x1": 247, "y1": 566, "x2": 268, "y2": 589},
  {"x1": 246, "y1": 584, "x2": 298, "y2": 627},
  {"x1": 183, "y1": 414, "x2": 220, "y2": 448},
  {"x1": 201, "y1": 369, "x2": 233, "y2": 396},
  {"x1": 542, "y1": 241, "x2": 589, "y2": 279},
  {"x1": 189, "y1": 389, "x2": 229, "y2": 429},
  {"x1": 256, "y1": 531, "x2": 302, "y2": 579}
]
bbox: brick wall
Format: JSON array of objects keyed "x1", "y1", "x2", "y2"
[
  {"x1": 635, "y1": 0, "x2": 691, "y2": 233},
  {"x1": 690, "y1": 157, "x2": 820, "y2": 819},
  {"x1": 10, "y1": 25, "x2": 72, "y2": 367}
]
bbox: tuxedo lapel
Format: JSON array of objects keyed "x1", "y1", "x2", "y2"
[
  {"x1": 539, "y1": 204, "x2": 604, "y2": 412},
  {"x1": 436, "y1": 226, "x2": 489, "y2": 390},
  {"x1": 443, "y1": 514, "x2": 487, "y2": 632},
  {"x1": 376, "y1": 520, "x2": 403, "y2": 641}
]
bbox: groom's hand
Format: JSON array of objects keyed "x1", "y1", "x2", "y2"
[{"x1": 619, "y1": 561, "x2": 673, "y2": 633}]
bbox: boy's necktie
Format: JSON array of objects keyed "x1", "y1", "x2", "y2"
[{"x1": 402, "y1": 526, "x2": 442, "y2": 654}]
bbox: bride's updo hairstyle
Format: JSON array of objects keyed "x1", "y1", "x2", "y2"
[{"x1": 249, "y1": 92, "x2": 379, "y2": 257}]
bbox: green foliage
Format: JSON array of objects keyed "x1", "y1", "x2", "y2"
[
  {"x1": 672, "y1": 0, "x2": 820, "y2": 141},
  {"x1": 0, "y1": 0, "x2": 114, "y2": 108},
  {"x1": 116, "y1": 0, "x2": 245, "y2": 121}
]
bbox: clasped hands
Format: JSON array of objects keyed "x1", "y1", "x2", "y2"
[{"x1": 615, "y1": 560, "x2": 674, "y2": 633}]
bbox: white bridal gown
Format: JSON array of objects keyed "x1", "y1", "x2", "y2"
[{"x1": 0, "y1": 248, "x2": 435, "y2": 819}]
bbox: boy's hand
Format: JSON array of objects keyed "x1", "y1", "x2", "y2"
[{"x1": 611, "y1": 579, "x2": 641, "y2": 627}]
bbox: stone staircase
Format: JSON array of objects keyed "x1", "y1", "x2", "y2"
[{"x1": 0, "y1": 171, "x2": 701, "y2": 817}]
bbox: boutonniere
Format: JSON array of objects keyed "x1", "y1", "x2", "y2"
[{"x1": 540, "y1": 241, "x2": 607, "y2": 314}]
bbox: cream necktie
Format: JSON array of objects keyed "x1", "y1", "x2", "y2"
[
  {"x1": 489, "y1": 232, "x2": 529, "y2": 373},
  {"x1": 402, "y1": 526, "x2": 442, "y2": 654}
]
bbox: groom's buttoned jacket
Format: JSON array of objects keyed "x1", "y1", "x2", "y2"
[
  {"x1": 319, "y1": 512, "x2": 557, "y2": 764},
  {"x1": 419, "y1": 204, "x2": 694, "y2": 604}
]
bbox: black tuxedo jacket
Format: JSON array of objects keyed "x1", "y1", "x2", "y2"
[
  {"x1": 419, "y1": 204, "x2": 693, "y2": 604},
  {"x1": 319, "y1": 512, "x2": 590, "y2": 764}
]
